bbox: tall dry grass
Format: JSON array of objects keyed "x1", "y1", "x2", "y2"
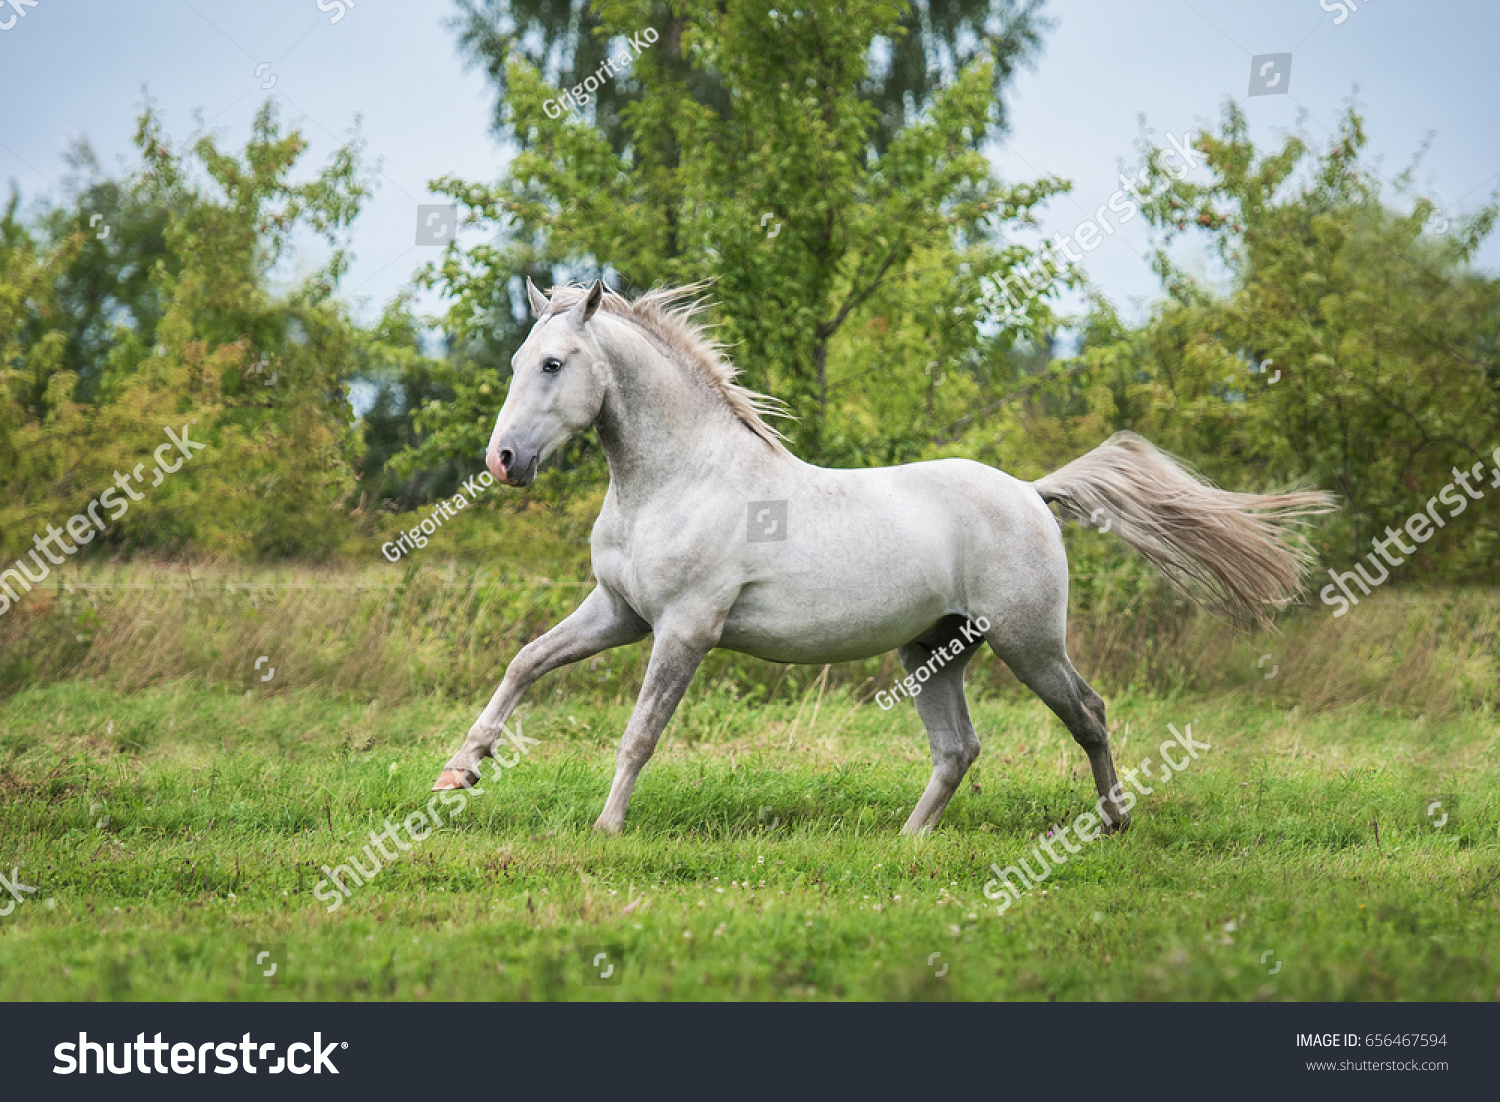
[
  {"x1": 2, "y1": 557, "x2": 1496, "y2": 717},
  {"x1": 1065, "y1": 582, "x2": 1500, "y2": 716}
]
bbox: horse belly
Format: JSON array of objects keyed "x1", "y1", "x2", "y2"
[
  {"x1": 716, "y1": 468, "x2": 998, "y2": 663},
  {"x1": 717, "y1": 569, "x2": 952, "y2": 664}
]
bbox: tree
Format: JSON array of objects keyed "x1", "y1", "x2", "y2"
[
  {"x1": 412, "y1": 0, "x2": 1065, "y2": 472},
  {"x1": 995, "y1": 102, "x2": 1500, "y2": 583},
  {"x1": 0, "y1": 102, "x2": 374, "y2": 560},
  {"x1": 453, "y1": 0, "x2": 1048, "y2": 158},
  {"x1": 30, "y1": 141, "x2": 176, "y2": 404}
]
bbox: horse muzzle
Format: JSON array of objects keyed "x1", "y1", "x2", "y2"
[{"x1": 487, "y1": 438, "x2": 540, "y2": 487}]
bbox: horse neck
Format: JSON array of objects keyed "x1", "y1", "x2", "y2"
[{"x1": 594, "y1": 322, "x2": 767, "y2": 505}]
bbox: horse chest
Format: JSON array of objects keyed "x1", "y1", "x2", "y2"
[{"x1": 591, "y1": 506, "x2": 734, "y2": 624}]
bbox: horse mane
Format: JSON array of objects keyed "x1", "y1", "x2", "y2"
[{"x1": 544, "y1": 282, "x2": 792, "y2": 453}]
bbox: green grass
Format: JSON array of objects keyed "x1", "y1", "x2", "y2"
[{"x1": 0, "y1": 678, "x2": 1496, "y2": 1000}]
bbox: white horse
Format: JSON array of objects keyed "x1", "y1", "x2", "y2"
[{"x1": 433, "y1": 280, "x2": 1331, "y2": 835}]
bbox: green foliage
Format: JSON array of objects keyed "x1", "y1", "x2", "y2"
[
  {"x1": 353, "y1": 293, "x2": 471, "y2": 508},
  {"x1": 0, "y1": 103, "x2": 374, "y2": 561},
  {"x1": 454, "y1": 0, "x2": 1049, "y2": 162},
  {"x1": 417, "y1": 0, "x2": 1069, "y2": 467},
  {"x1": 38, "y1": 141, "x2": 176, "y2": 403},
  {"x1": 1123, "y1": 103, "x2": 1498, "y2": 572},
  {"x1": 4, "y1": 13, "x2": 1498, "y2": 595},
  {"x1": 972, "y1": 103, "x2": 1500, "y2": 590}
]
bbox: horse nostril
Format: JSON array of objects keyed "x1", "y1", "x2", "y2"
[{"x1": 498, "y1": 449, "x2": 515, "y2": 475}]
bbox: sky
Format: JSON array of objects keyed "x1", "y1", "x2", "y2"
[{"x1": 2, "y1": 0, "x2": 1497, "y2": 329}]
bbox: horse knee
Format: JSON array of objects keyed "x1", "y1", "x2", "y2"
[
  {"x1": 616, "y1": 730, "x2": 658, "y2": 770},
  {"x1": 505, "y1": 641, "x2": 545, "y2": 684},
  {"x1": 934, "y1": 737, "x2": 979, "y2": 781}
]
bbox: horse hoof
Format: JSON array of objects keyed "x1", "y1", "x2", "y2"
[
  {"x1": 431, "y1": 768, "x2": 478, "y2": 791},
  {"x1": 592, "y1": 817, "x2": 623, "y2": 836}
]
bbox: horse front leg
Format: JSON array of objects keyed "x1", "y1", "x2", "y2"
[
  {"x1": 432, "y1": 586, "x2": 647, "y2": 790},
  {"x1": 594, "y1": 625, "x2": 716, "y2": 834}
]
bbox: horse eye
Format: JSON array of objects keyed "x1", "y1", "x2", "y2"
[{"x1": 541, "y1": 357, "x2": 563, "y2": 374}]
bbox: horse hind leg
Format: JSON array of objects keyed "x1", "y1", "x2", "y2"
[
  {"x1": 896, "y1": 638, "x2": 981, "y2": 836},
  {"x1": 1067, "y1": 669, "x2": 1130, "y2": 832},
  {"x1": 990, "y1": 637, "x2": 1130, "y2": 833}
]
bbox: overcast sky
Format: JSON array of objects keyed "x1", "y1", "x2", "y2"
[{"x1": 2, "y1": 0, "x2": 1497, "y2": 329}]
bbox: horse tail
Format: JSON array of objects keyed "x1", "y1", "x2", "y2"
[{"x1": 1032, "y1": 431, "x2": 1335, "y2": 629}]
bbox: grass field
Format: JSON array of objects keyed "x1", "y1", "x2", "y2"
[{"x1": 1, "y1": 675, "x2": 1496, "y2": 1000}]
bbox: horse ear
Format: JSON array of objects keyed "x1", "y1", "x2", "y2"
[
  {"x1": 526, "y1": 277, "x2": 549, "y2": 318},
  {"x1": 567, "y1": 279, "x2": 604, "y2": 328}
]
